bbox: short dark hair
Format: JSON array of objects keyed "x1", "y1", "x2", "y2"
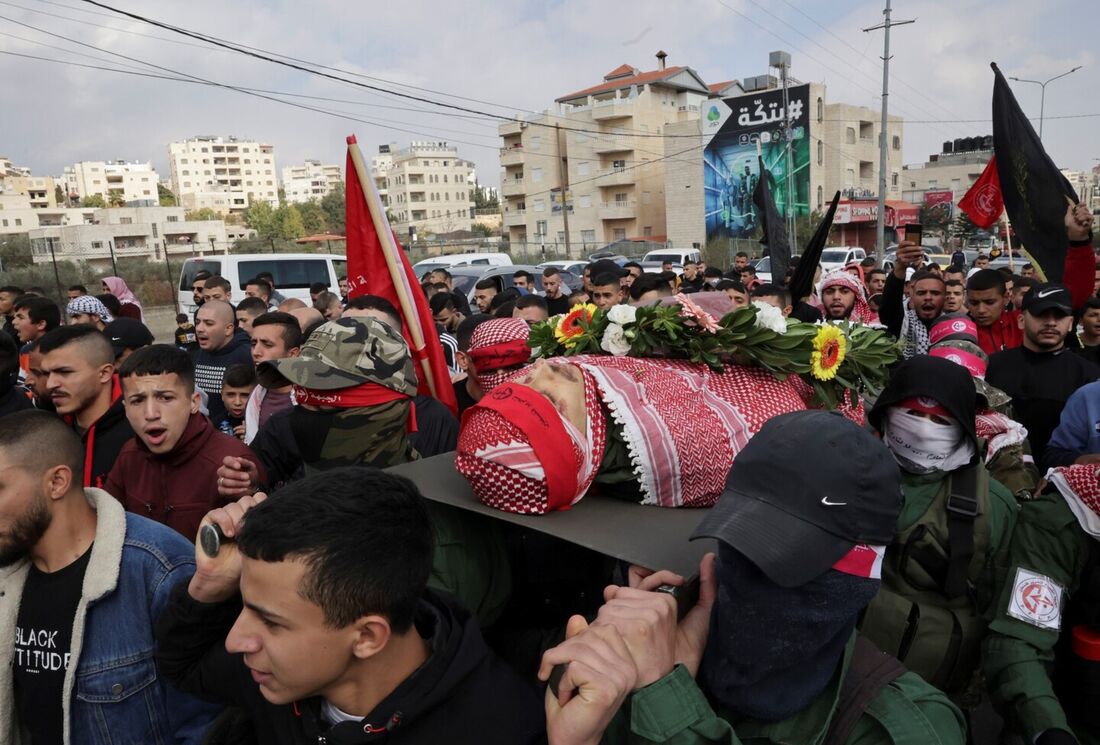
[
  {"x1": 429, "y1": 292, "x2": 457, "y2": 315},
  {"x1": 735, "y1": 251, "x2": 749, "y2": 259},
  {"x1": 474, "y1": 278, "x2": 497, "y2": 292},
  {"x1": 684, "y1": 259, "x2": 699, "y2": 268},
  {"x1": 455, "y1": 314, "x2": 491, "y2": 351},
  {"x1": 1082, "y1": 297, "x2": 1100, "y2": 313},
  {"x1": 1023, "y1": 263, "x2": 1035, "y2": 271},
  {"x1": 255, "y1": 271, "x2": 274, "y2": 283},
  {"x1": 513, "y1": 270, "x2": 534, "y2": 283},
  {"x1": 38, "y1": 324, "x2": 112, "y2": 364},
  {"x1": 591, "y1": 272, "x2": 621, "y2": 289},
  {"x1": 252, "y1": 312, "x2": 304, "y2": 350},
  {"x1": 237, "y1": 467, "x2": 433, "y2": 631},
  {"x1": 338, "y1": 274, "x2": 347, "y2": 282},
  {"x1": 717, "y1": 279, "x2": 747, "y2": 293},
  {"x1": 493, "y1": 301, "x2": 516, "y2": 318},
  {"x1": 193, "y1": 270, "x2": 214, "y2": 282},
  {"x1": 97, "y1": 293, "x2": 122, "y2": 316},
  {"x1": 13, "y1": 295, "x2": 60, "y2": 332},
  {"x1": 176, "y1": 313, "x2": 190, "y2": 324},
  {"x1": 750, "y1": 283, "x2": 790, "y2": 305},
  {"x1": 0, "y1": 285, "x2": 24, "y2": 295},
  {"x1": 314, "y1": 291, "x2": 341, "y2": 310},
  {"x1": 967, "y1": 269, "x2": 1007, "y2": 293},
  {"x1": 203, "y1": 276, "x2": 232, "y2": 294},
  {"x1": 628, "y1": 274, "x2": 661, "y2": 301},
  {"x1": 0, "y1": 410, "x2": 84, "y2": 481},
  {"x1": 943, "y1": 266, "x2": 965, "y2": 278},
  {"x1": 346, "y1": 295, "x2": 402, "y2": 331},
  {"x1": 860, "y1": 256, "x2": 877, "y2": 269},
  {"x1": 542, "y1": 266, "x2": 560, "y2": 278},
  {"x1": 996, "y1": 266, "x2": 1014, "y2": 277},
  {"x1": 515, "y1": 294, "x2": 548, "y2": 312},
  {"x1": 1015, "y1": 276, "x2": 1040, "y2": 293},
  {"x1": 623, "y1": 261, "x2": 643, "y2": 272},
  {"x1": 489, "y1": 287, "x2": 519, "y2": 312},
  {"x1": 118, "y1": 344, "x2": 195, "y2": 392},
  {"x1": 429, "y1": 267, "x2": 452, "y2": 280},
  {"x1": 741, "y1": 265, "x2": 757, "y2": 276},
  {"x1": 223, "y1": 363, "x2": 257, "y2": 389},
  {"x1": 703, "y1": 267, "x2": 723, "y2": 279},
  {"x1": 236, "y1": 296, "x2": 268, "y2": 316},
  {"x1": 909, "y1": 269, "x2": 944, "y2": 285},
  {"x1": 68, "y1": 284, "x2": 89, "y2": 294},
  {"x1": 944, "y1": 279, "x2": 964, "y2": 289},
  {"x1": 867, "y1": 268, "x2": 887, "y2": 279},
  {"x1": 309, "y1": 281, "x2": 330, "y2": 294},
  {"x1": 245, "y1": 277, "x2": 272, "y2": 298}
]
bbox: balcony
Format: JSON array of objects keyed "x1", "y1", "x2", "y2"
[
  {"x1": 503, "y1": 210, "x2": 526, "y2": 227},
  {"x1": 501, "y1": 177, "x2": 525, "y2": 197},
  {"x1": 498, "y1": 120, "x2": 524, "y2": 137},
  {"x1": 592, "y1": 98, "x2": 634, "y2": 121},
  {"x1": 500, "y1": 146, "x2": 525, "y2": 166},
  {"x1": 594, "y1": 168, "x2": 635, "y2": 187},
  {"x1": 593, "y1": 135, "x2": 634, "y2": 154},
  {"x1": 598, "y1": 201, "x2": 636, "y2": 220}
]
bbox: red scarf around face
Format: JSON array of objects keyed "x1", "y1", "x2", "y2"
[{"x1": 292, "y1": 383, "x2": 417, "y2": 432}]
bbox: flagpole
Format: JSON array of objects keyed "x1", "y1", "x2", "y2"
[
  {"x1": 1002, "y1": 211, "x2": 1014, "y2": 272},
  {"x1": 346, "y1": 136, "x2": 442, "y2": 401}
]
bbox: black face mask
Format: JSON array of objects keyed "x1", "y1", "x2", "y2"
[{"x1": 288, "y1": 407, "x2": 336, "y2": 464}]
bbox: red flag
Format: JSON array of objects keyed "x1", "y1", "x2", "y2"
[
  {"x1": 958, "y1": 156, "x2": 1004, "y2": 230},
  {"x1": 343, "y1": 135, "x2": 458, "y2": 415}
]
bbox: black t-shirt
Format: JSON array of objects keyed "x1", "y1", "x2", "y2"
[
  {"x1": 987, "y1": 346, "x2": 1100, "y2": 466},
  {"x1": 453, "y1": 377, "x2": 478, "y2": 416},
  {"x1": 545, "y1": 295, "x2": 571, "y2": 317},
  {"x1": 14, "y1": 545, "x2": 93, "y2": 745}
]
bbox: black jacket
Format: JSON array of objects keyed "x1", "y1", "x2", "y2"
[
  {"x1": 155, "y1": 585, "x2": 544, "y2": 745},
  {"x1": 77, "y1": 380, "x2": 135, "y2": 489},
  {"x1": 0, "y1": 386, "x2": 32, "y2": 419},
  {"x1": 878, "y1": 272, "x2": 907, "y2": 339}
]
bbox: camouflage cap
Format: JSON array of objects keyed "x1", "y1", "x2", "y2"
[{"x1": 257, "y1": 317, "x2": 418, "y2": 394}]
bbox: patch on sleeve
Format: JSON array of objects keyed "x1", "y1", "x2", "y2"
[{"x1": 1006, "y1": 568, "x2": 1063, "y2": 630}]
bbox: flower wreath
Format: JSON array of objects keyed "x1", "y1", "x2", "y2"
[{"x1": 527, "y1": 295, "x2": 899, "y2": 408}]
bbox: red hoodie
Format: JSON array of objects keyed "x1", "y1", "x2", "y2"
[
  {"x1": 975, "y1": 241, "x2": 1095, "y2": 356},
  {"x1": 104, "y1": 412, "x2": 266, "y2": 540}
]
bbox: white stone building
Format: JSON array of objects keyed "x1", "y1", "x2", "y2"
[
  {"x1": 61, "y1": 161, "x2": 161, "y2": 206},
  {"x1": 168, "y1": 136, "x2": 278, "y2": 215},
  {"x1": 281, "y1": 160, "x2": 342, "y2": 204},
  {"x1": 370, "y1": 141, "x2": 477, "y2": 238}
]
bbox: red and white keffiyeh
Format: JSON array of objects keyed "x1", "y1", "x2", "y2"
[
  {"x1": 468, "y1": 318, "x2": 531, "y2": 395},
  {"x1": 455, "y1": 364, "x2": 605, "y2": 514},
  {"x1": 1048, "y1": 464, "x2": 1100, "y2": 537},
  {"x1": 817, "y1": 269, "x2": 877, "y2": 324},
  {"x1": 975, "y1": 409, "x2": 1028, "y2": 461}
]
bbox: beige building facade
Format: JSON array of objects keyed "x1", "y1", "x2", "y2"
[
  {"x1": 168, "y1": 136, "x2": 278, "y2": 215},
  {"x1": 900, "y1": 141, "x2": 992, "y2": 207},
  {"x1": 498, "y1": 54, "x2": 711, "y2": 252},
  {"x1": 370, "y1": 141, "x2": 476, "y2": 238},
  {"x1": 281, "y1": 159, "x2": 342, "y2": 204},
  {"x1": 61, "y1": 161, "x2": 160, "y2": 206}
]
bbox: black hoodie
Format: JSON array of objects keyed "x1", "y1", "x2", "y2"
[
  {"x1": 191, "y1": 329, "x2": 253, "y2": 425},
  {"x1": 156, "y1": 586, "x2": 545, "y2": 745},
  {"x1": 73, "y1": 377, "x2": 134, "y2": 489}
]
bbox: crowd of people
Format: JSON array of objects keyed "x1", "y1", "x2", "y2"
[{"x1": 1, "y1": 201, "x2": 1100, "y2": 744}]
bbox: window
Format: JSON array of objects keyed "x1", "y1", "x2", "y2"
[
  {"x1": 845, "y1": 128, "x2": 856, "y2": 145},
  {"x1": 152, "y1": 224, "x2": 158, "y2": 238},
  {"x1": 581, "y1": 229, "x2": 596, "y2": 242},
  {"x1": 443, "y1": 175, "x2": 448, "y2": 183},
  {"x1": 91, "y1": 241, "x2": 102, "y2": 249},
  {"x1": 891, "y1": 173, "x2": 899, "y2": 187},
  {"x1": 817, "y1": 141, "x2": 823, "y2": 165},
  {"x1": 13, "y1": 219, "x2": 20, "y2": 226},
  {"x1": 845, "y1": 168, "x2": 855, "y2": 188},
  {"x1": 120, "y1": 217, "x2": 133, "y2": 224},
  {"x1": 423, "y1": 160, "x2": 430, "y2": 166},
  {"x1": 530, "y1": 168, "x2": 543, "y2": 183},
  {"x1": 529, "y1": 136, "x2": 542, "y2": 150},
  {"x1": 534, "y1": 199, "x2": 545, "y2": 212},
  {"x1": 167, "y1": 215, "x2": 179, "y2": 222},
  {"x1": 579, "y1": 194, "x2": 592, "y2": 209},
  {"x1": 817, "y1": 97, "x2": 824, "y2": 122},
  {"x1": 643, "y1": 226, "x2": 652, "y2": 237},
  {"x1": 613, "y1": 228, "x2": 626, "y2": 240},
  {"x1": 614, "y1": 192, "x2": 627, "y2": 203},
  {"x1": 892, "y1": 135, "x2": 901, "y2": 150},
  {"x1": 536, "y1": 220, "x2": 548, "y2": 235},
  {"x1": 577, "y1": 162, "x2": 590, "y2": 176},
  {"x1": 817, "y1": 186, "x2": 824, "y2": 210},
  {"x1": 1, "y1": 220, "x2": 7, "y2": 227}
]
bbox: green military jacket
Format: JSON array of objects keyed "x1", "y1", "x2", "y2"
[
  {"x1": 425, "y1": 501, "x2": 512, "y2": 627},
  {"x1": 983, "y1": 493, "x2": 1094, "y2": 743},
  {"x1": 601, "y1": 634, "x2": 965, "y2": 744}
]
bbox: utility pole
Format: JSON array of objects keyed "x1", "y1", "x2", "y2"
[
  {"x1": 864, "y1": 0, "x2": 914, "y2": 263},
  {"x1": 1009, "y1": 66, "x2": 1082, "y2": 140},
  {"x1": 555, "y1": 123, "x2": 572, "y2": 257},
  {"x1": 771, "y1": 51, "x2": 797, "y2": 251}
]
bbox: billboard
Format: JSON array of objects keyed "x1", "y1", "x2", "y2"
[
  {"x1": 923, "y1": 190, "x2": 954, "y2": 222},
  {"x1": 702, "y1": 84, "x2": 811, "y2": 241}
]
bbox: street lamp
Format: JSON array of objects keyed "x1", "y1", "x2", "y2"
[{"x1": 1010, "y1": 65, "x2": 1083, "y2": 140}]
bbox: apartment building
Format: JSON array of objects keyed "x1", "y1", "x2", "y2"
[
  {"x1": 282, "y1": 159, "x2": 342, "y2": 203},
  {"x1": 498, "y1": 52, "x2": 711, "y2": 250},
  {"x1": 370, "y1": 141, "x2": 476, "y2": 238},
  {"x1": 61, "y1": 161, "x2": 161, "y2": 206},
  {"x1": 168, "y1": 136, "x2": 278, "y2": 215},
  {"x1": 28, "y1": 206, "x2": 228, "y2": 267}
]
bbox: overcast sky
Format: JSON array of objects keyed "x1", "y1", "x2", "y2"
[{"x1": 2, "y1": 0, "x2": 1096, "y2": 190}]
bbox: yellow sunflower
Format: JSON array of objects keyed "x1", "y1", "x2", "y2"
[
  {"x1": 555, "y1": 303, "x2": 597, "y2": 347},
  {"x1": 810, "y1": 324, "x2": 847, "y2": 381}
]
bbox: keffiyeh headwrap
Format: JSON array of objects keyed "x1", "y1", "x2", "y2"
[
  {"x1": 455, "y1": 365, "x2": 605, "y2": 514},
  {"x1": 1048, "y1": 465, "x2": 1100, "y2": 537},
  {"x1": 102, "y1": 276, "x2": 143, "y2": 317},
  {"x1": 66, "y1": 295, "x2": 113, "y2": 323},
  {"x1": 468, "y1": 318, "x2": 531, "y2": 394},
  {"x1": 817, "y1": 270, "x2": 876, "y2": 324}
]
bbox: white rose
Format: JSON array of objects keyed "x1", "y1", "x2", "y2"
[
  {"x1": 600, "y1": 322, "x2": 632, "y2": 355},
  {"x1": 752, "y1": 300, "x2": 787, "y2": 334},
  {"x1": 606, "y1": 304, "x2": 638, "y2": 326}
]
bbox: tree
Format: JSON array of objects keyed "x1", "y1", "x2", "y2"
[
  {"x1": 919, "y1": 203, "x2": 951, "y2": 245},
  {"x1": 950, "y1": 210, "x2": 980, "y2": 241},
  {"x1": 242, "y1": 200, "x2": 276, "y2": 236},
  {"x1": 80, "y1": 194, "x2": 106, "y2": 208},
  {"x1": 296, "y1": 200, "x2": 327, "y2": 235},
  {"x1": 107, "y1": 192, "x2": 126, "y2": 207},
  {"x1": 472, "y1": 184, "x2": 499, "y2": 210},
  {"x1": 0, "y1": 233, "x2": 33, "y2": 269},
  {"x1": 319, "y1": 184, "x2": 345, "y2": 236},
  {"x1": 158, "y1": 183, "x2": 177, "y2": 207},
  {"x1": 273, "y1": 204, "x2": 305, "y2": 240},
  {"x1": 470, "y1": 222, "x2": 493, "y2": 237},
  {"x1": 54, "y1": 184, "x2": 65, "y2": 205},
  {"x1": 185, "y1": 208, "x2": 221, "y2": 221}
]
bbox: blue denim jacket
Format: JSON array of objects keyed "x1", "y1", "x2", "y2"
[{"x1": 0, "y1": 489, "x2": 219, "y2": 744}]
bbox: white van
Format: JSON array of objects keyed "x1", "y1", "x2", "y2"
[
  {"x1": 818, "y1": 247, "x2": 867, "y2": 272},
  {"x1": 411, "y1": 252, "x2": 512, "y2": 278},
  {"x1": 178, "y1": 253, "x2": 347, "y2": 315},
  {"x1": 643, "y1": 248, "x2": 702, "y2": 266}
]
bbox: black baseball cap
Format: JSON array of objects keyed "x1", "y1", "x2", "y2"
[
  {"x1": 691, "y1": 410, "x2": 901, "y2": 588},
  {"x1": 1022, "y1": 282, "x2": 1072, "y2": 316},
  {"x1": 103, "y1": 318, "x2": 154, "y2": 357},
  {"x1": 586, "y1": 259, "x2": 626, "y2": 279}
]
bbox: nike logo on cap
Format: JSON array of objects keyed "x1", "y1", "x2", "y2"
[
  {"x1": 821, "y1": 496, "x2": 848, "y2": 506},
  {"x1": 1036, "y1": 289, "x2": 1062, "y2": 298}
]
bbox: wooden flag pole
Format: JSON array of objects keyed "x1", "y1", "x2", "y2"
[
  {"x1": 1003, "y1": 211, "x2": 1014, "y2": 272},
  {"x1": 346, "y1": 137, "x2": 441, "y2": 400}
]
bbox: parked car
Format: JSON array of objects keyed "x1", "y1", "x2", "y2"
[
  {"x1": 178, "y1": 253, "x2": 346, "y2": 316},
  {"x1": 538, "y1": 260, "x2": 589, "y2": 276},
  {"x1": 412, "y1": 252, "x2": 512, "y2": 279},
  {"x1": 637, "y1": 261, "x2": 683, "y2": 276},
  {"x1": 819, "y1": 247, "x2": 867, "y2": 272},
  {"x1": 448, "y1": 264, "x2": 581, "y2": 305},
  {"x1": 643, "y1": 248, "x2": 702, "y2": 266},
  {"x1": 586, "y1": 251, "x2": 630, "y2": 264}
]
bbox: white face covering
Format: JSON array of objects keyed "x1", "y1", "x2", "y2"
[{"x1": 882, "y1": 408, "x2": 976, "y2": 474}]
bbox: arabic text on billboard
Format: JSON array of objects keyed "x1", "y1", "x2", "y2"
[{"x1": 704, "y1": 84, "x2": 811, "y2": 242}]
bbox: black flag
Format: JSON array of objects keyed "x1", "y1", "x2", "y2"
[
  {"x1": 991, "y1": 62, "x2": 1078, "y2": 281},
  {"x1": 752, "y1": 156, "x2": 791, "y2": 286},
  {"x1": 788, "y1": 191, "x2": 841, "y2": 304}
]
